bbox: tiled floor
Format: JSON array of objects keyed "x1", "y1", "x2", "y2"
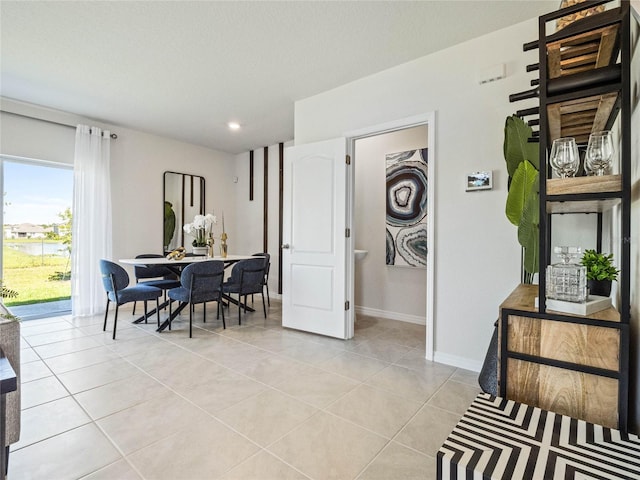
[{"x1": 10, "y1": 299, "x2": 480, "y2": 480}]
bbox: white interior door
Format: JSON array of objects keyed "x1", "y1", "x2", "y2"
[{"x1": 282, "y1": 138, "x2": 352, "y2": 339}]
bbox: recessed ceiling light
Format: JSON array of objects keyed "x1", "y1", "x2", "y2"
[{"x1": 228, "y1": 122, "x2": 241, "y2": 130}]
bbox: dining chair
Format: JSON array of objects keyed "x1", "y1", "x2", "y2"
[
  {"x1": 99, "y1": 259, "x2": 162, "y2": 340},
  {"x1": 167, "y1": 260, "x2": 225, "y2": 337},
  {"x1": 251, "y1": 252, "x2": 271, "y2": 307},
  {"x1": 132, "y1": 253, "x2": 181, "y2": 315},
  {"x1": 222, "y1": 258, "x2": 267, "y2": 325}
]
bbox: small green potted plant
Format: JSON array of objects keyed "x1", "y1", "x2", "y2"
[{"x1": 580, "y1": 249, "x2": 619, "y2": 297}]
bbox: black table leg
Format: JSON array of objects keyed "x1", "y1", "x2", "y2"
[{"x1": 156, "y1": 301, "x2": 188, "y2": 332}]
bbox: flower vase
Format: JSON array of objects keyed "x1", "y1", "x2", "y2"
[
  {"x1": 220, "y1": 232, "x2": 228, "y2": 258},
  {"x1": 192, "y1": 246, "x2": 208, "y2": 256}
]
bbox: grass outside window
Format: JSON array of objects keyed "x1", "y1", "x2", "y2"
[{"x1": 2, "y1": 239, "x2": 70, "y2": 306}]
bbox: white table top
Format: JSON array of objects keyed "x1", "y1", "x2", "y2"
[{"x1": 119, "y1": 254, "x2": 255, "y2": 266}]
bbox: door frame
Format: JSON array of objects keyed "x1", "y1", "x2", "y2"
[{"x1": 345, "y1": 112, "x2": 436, "y2": 360}]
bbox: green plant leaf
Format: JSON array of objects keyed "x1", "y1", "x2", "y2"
[
  {"x1": 518, "y1": 175, "x2": 539, "y2": 275},
  {"x1": 504, "y1": 116, "x2": 540, "y2": 178},
  {"x1": 506, "y1": 160, "x2": 538, "y2": 226}
]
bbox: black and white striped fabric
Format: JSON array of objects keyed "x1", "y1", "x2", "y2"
[{"x1": 437, "y1": 393, "x2": 640, "y2": 479}]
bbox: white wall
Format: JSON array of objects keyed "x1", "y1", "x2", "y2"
[
  {"x1": 294, "y1": 18, "x2": 543, "y2": 370},
  {"x1": 0, "y1": 98, "x2": 236, "y2": 278},
  {"x1": 233, "y1": 141, "x2": 293, "y2": 297},
  {"x1": 354, "y1": 125, "x2": 428, "y2": 322}
]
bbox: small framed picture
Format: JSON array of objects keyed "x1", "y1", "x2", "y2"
[{"x1": 466, "y1": 171, "x2": 493, "y2": 191}]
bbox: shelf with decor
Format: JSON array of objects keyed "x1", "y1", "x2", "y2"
[{"x1": 499, "y1": 0, "x2": 636, "y2": 432}]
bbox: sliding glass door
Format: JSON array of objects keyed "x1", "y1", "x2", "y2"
[{"x1": 1, "y1": 156, "x2": 73, "y2": 319}]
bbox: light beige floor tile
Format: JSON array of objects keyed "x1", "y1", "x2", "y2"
[
  {"x1": 22, "y1": 327, "x2": 87, "y2": 346},
  {"x1": 318, "y1": 351, "x2": 389, "y2": 381},
  {"x1": 13, "y1": 396, "x2": 91, "y2": 450},
  {"x1": 20, "y1": 375, "x2": 69, "y2": 409},
  {"x1": 144, "y1": 355, "x2": 229, "y2": 391},
  {"x1": 234, "y1": 354, "x2": 314, "y2": 386},
  {"x1": 274, "y1": 367, "x2": 358, "y2": 408},
  {"x1": 395, "y1": 405, "x2": 461, "y2": 456},
  {"x1": 394, "y1": 349, "x2": 457, "y2": 376},
  {"x1": 74, "y1": 373, "x2": 170, "y2": 420},
  {"x1": 348, "y1": 337, "x2": 412, "y2": 363},
  {"x1": 269, "y1": 411, "x2": 387, "y2": 480},
  {"x1": 279, "y1": 341, "x2": 342, "y2": 365},
  {"x1": 127, "y1": 416, "x2": 259, "y2": 480},
  {"x1": 43, "y1": 345, "x2": 119, "y2": 374},
  {"x1": 97, "y1": 391, "x2": 210, "y2": 455},
  {"x1": 239, "y1": 330, "x2": 311, "y2": 353},
  {"x1": 428, "y1": 380, "x2": 481, "y2": 415},
  {"x1": 366, "y1": 364, "x2": 449, "y2": 403},
  {"x1": 327, "y1": 384, "x2": 422, "y2": 438},
  {"x1": 220, "y1": 451, "x2": 309, "y2": 480},
  {"x1": 33, "y1": 335, "x2": 103, "y2": 358},
  {"x1": 94, "y1": 322, "x2": 156, "y2": 342},
  {"x1": 8, "y1": 424, "x2": 121, "y2": 480},
  {"x1": 357, "y1": 442, "x2": 436, "y2": 480},
  {"x1": 195, "y1": 338, "x2": 272, "y2": 369},
  {"x1": 450, "y1": 368, "x2": 480, "y2": 387},
  {"x1": 103, "y1": 333, "x2": 170, "y2": 357},
  {"x1": 20, "y1": 359, "x2": 53, "y2": 382},
  {"x1": 20, "y1": 347, "x2": 40, "y2": 364},
  {"x1": 123, "y1": 341, "x2": 196, "y2": 369},
  {"x1": 181, "y1": 369, "x2": 267, "y2": 414},
  {"x1": 81, "y1": 459, "x2": 142, "y2": 479},
  {"x1": 57, "y1": 357, "x2": 140, "y2": 394},
  {"x1": 20, "y1": 319, "x2": 74, "y2": 336},
  {"x1": 216, "y1": 388, "x2": 317, "y2": 446}
]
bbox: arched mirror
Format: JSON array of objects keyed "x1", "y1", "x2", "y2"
[{"x1": 163, "y1": 171, "x2": 205, "y2": 252}]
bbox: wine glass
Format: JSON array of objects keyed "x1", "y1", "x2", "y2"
[
  {"x1": 549, "y1": 137, "x2": 579, "y2": 178},
  {"x1": 585, "y1": 130, "x2": 614, "y2": 176}
]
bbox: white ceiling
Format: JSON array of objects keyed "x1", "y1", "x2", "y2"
[{"x1": 0, "y1": 1, "x2": 557, "y2": 154}]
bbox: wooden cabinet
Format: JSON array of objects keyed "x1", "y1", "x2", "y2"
[{"x1": 499, "y1": 1, "x2": 637, "y2": 431}]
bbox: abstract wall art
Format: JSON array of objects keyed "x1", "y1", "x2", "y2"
[{"x1": 385, "y1": 148, "x2": 428, "y2": 267}]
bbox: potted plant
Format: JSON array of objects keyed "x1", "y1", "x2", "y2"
[
  {"x1": 580, "y1": 249, "x2": 619, "y2": 297},
  {"x1": 183, "y1": 213, "x2": 217, "y2": 255}
]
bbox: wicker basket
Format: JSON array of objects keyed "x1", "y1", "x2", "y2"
[{"x1": 556, "y1": 0, "x2": 605, "y2": 31}]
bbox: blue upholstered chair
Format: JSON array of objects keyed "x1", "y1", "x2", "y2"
[
  {"x1": 222, "y1": 258, "x2": 267, "y2": 325},
  {"x1": 168, "y1": 260, "x2": 225, "y2": 337},
  {"x1": 251, "y1": 252, "x2": 271, "y2": 307},
  {"x1": 132, "y1": 254, "x2": 181, "y2": 315},
  {"x1": 99, "y1": 259, "x2": 162, "y2": 340}
]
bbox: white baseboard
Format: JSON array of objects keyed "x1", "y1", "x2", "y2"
[
  {"x1": 354, "y1": 305, "x2": 425, "y2": 325},
  {"x1": 434, "y1": 351, "x2": 482, "y2": 373}
]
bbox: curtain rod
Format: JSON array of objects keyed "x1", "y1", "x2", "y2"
[{"x1": 2, "y1": 109, "x2": 118, "y2": 139}]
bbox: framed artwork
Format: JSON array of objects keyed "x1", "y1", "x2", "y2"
[
  {"x1": 385, "y1": 148, "x2": 428, "y2": 267},
  {"x1": 465, "y1": 171, "x2": 492, "y2": 191}
]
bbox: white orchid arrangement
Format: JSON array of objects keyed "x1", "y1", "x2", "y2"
[{"x1": 183, "y1": 213, "x2": 217, "y2": 247}]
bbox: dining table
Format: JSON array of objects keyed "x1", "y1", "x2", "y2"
[{"x1": 119, "y1": 254, "x2": 257, "y2": 332}]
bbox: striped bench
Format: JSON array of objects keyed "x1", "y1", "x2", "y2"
[{"x1": 437, "y1": 393, "x2": 640, "y2": 479}]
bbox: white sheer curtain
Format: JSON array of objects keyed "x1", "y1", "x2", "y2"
[{"x1": 71, "y1": 125, "x2": 112, "y2": 316}]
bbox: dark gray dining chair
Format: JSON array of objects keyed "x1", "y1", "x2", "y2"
[
  {"x1": 167, "y1": 260, "x2": 225, "y2": 337},
  {"x1": 132, "y1": 253, "x2": 181, "y2": 315},
  {"x1": 99, "y1": 259, "x2": 162, "y2": 340},
  {"x1": 222, "y1": 258, "x2": 267, "y2": 325},
  {"x1": 251, "y1": 252, "x2": 271, "y2": 307}
]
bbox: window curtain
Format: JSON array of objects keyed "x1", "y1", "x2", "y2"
[{"x1": 71, "y1": 125, "x2": 112, "y2": 316}]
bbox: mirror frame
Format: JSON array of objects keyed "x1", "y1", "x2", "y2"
[{"x1": 163, "y1": 171, "x2": 205, "y2": 252}]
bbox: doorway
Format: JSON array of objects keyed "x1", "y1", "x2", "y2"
[
  {"x1": 347, "y1": 113, "x2": 435, "y2": 359},
  {"x1": 1, "y1": 156, "x2": 73, "y2": 319}
]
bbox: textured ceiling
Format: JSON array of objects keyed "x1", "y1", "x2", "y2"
[{"x1": 0, "y1": 1, "x2": 557, "y2": 154}]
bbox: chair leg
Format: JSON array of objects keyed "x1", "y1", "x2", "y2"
[
  {"x1": 189, "y1": 303, "x2": 193, "y2": 338},
  {"x1": 103, "y1": 298, "x2": 110, "y2": 332},
  {"x1": 132, "y1": 300, "x2": 137, "y2": 316},
  {"x1": 220, "y1": 295, "x2": 226, "y2": 329},
  {"x1": 169, "y1": 300, "x2": 173, "y2": 330},
  {"x1": 238, "y1": 294, "x2": 242, "y2": 325},
  {"x1": 203, "y1": 302, "x2": 206, "y2": 323},
  {"x1": 143, "y1": 300, "x2": 149, "y2": 324},
  {"x1": 261, "y1": 291, "x2": 267, "y2": 318},
  {"x1": 113, "y1": 304, "x2": 119, "y2": 340},
  {"x1": 156, "y1": 298, "x2": 160, "y2": 327},
  {"x1": 266, "y1": 284, "x2": 270, "y2": 307}
]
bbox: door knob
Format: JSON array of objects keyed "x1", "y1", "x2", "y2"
[{"x1": 281, "y1": 244, "x2": 290, "y2": 249}]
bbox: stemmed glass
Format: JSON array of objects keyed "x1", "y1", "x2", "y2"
[
  {"x1": 585, "y1": 130, "x2": 614, "y2": 176},
  {"x1": 549, "y1": 137, "x2": 580, "y2": 178}
]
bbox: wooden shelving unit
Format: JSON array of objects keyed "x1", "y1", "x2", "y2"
[{"x1": 499, "y1": 0, "x2": 636, "y2": 432}]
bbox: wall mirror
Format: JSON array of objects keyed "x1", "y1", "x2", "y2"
[{"x1": 163, "y1": 171, "x2": 205, "y2": 252}]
